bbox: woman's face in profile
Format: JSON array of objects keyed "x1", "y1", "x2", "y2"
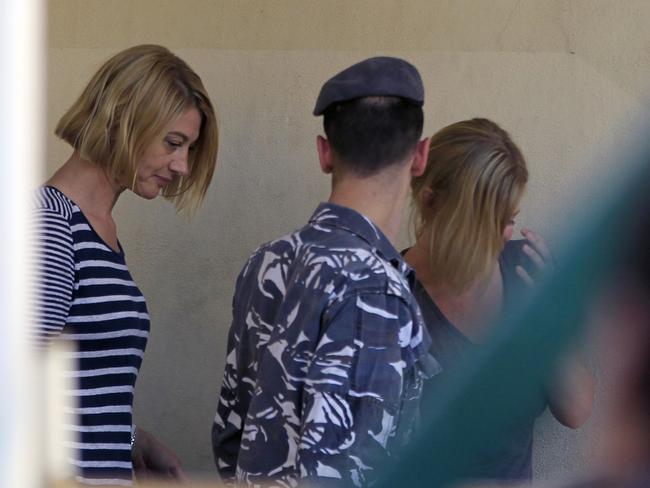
[
  {"x1": 132, "y1": 106, "x2": 202, "y2": 199},
  {"x1": 502, "y1": 208, "x2": 520, "y2": 243},
  {"x1": 502, "y1": 188, "x2": 525, "y2": 243}
]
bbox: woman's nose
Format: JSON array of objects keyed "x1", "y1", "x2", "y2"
[{"x1": 170, "y1": 150, "x2": 189, "y2": 176}]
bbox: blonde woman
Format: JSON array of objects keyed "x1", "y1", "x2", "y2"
[
  {"x1": 32, "y1": 45, "x2": 218, "y2": 485},
  {"x1": 404, "y1": 118, "x2": 594, "y2": 482}
]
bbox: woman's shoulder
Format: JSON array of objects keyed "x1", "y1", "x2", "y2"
[{"x1": 32, "y1": 186, "x2": 75, "y2": 222}]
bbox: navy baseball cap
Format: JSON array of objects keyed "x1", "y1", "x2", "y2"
[{"x1": 313, "y1": 56, "x2": 424, "y2": 116}]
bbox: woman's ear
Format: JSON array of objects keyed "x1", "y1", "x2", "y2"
[
  {"x1": 419, "y1": 187, "x2": 435, "y2": 206},
  {"x1": 416, "y1": 187, "x2": 438, "y2": 222}
]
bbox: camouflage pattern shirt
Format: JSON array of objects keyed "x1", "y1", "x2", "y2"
[{"x1": 212, "y1": 203, "x2": 439, "y2": 487}]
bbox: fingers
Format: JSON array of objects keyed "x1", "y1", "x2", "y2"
[
  {"x1": 517, "y1": 229, "x2": 555, "y2": 288},
  {"x1": 134, "y1": 469, "x2": 156, "y2": 482},
  {"x1": 521, "y1": 228, "x2": 552, "y2": 262},
  {"x1": 131, "y1": 447, "x2": 146, "y2": 471},
  {"x1": 515, "y1": 265, "x2": 535, "y2": 287},
  {"x1": 170, "y1": 465, "x2": 190, "y2": 482},
  {"x1": 523, "y1": 243, "x2": 546, "y2": 271}
]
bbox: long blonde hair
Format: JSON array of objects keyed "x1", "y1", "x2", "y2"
[
  {"x1": 55, "y1": 44, "x2": 218, "y2": 212},
  {"x1": 412, "y1": 118, "x2": 528, "y2": 292}
]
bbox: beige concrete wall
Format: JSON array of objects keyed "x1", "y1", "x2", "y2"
[{"x1": 47, "y1": 0, "x2": 650, "y2": 479}]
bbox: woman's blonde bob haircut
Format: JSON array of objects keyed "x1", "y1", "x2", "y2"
[
  {"x1": 55, "y1": 44, "x2": 218, "y2": 212},
  {"x1": 412, "y1": 118, "x2": 528, "y2": 292}
]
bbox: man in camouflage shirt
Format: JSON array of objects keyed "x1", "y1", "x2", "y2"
[{"x1": 212, "y1": 57, "x2": 440, "y2": 487}]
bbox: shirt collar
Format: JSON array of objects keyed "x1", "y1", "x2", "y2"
[{"x1": 309, "y1": 202, "x2": 413, "y2": 278}]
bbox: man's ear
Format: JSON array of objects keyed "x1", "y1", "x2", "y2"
[
  {"x1": 411, "y1": 137, "x2": 430, "y2": 177},
  {"x1": 316, "y1": 135, "x2": 334, "y2": 174}
]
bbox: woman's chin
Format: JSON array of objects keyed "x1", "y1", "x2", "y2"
[{"x1": 132, "y1": 187, "x2": 161, "y2": 200}]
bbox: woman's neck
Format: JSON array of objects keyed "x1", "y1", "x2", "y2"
[
  {"x1": 405, "y1": 235, "x2": 503, "y2": 342},
  {"x1": 46, "y1": 151, "x2": 125, "y2": 219}
]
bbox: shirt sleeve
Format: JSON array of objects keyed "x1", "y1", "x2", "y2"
[
  {"x1": 212, "y1": 266, "x2": 254, "y2": 485},
  {"x1": 212, "y1": 330, "x2": 245, "y2": 485},
  {"x1": 297, "y1": 292, "x2": 419, "y2": 487},
  {"x1": 29, "y1": 206, "x2": 75, "y2": 346}
]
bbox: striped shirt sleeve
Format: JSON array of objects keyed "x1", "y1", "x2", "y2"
[{"x1": 30, "y1": 205, "x2": 75, "y2": 346}]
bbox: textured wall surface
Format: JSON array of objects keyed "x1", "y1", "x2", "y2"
[{"x1": 47, "y1": 0, "x2": 650, "y2": 479}]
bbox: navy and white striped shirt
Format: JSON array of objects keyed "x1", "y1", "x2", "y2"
[
  {"x1": 212, "y1": 203, "x2": 440, "y2": 487},
  {"x1": 31, "y1": 186, "x2": 149, "y2": 486}
]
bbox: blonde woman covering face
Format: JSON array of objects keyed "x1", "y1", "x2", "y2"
[
  {"x1": 404, "y1": 118, "x2": 594, "y2": 482},
  {"x1": 32, "y1": 45, "x2": 218, "y2": 485}
]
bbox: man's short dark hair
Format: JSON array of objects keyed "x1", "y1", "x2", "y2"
[{"x1": 323, "y1": 96, "x2": 424, "y2": 176}]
